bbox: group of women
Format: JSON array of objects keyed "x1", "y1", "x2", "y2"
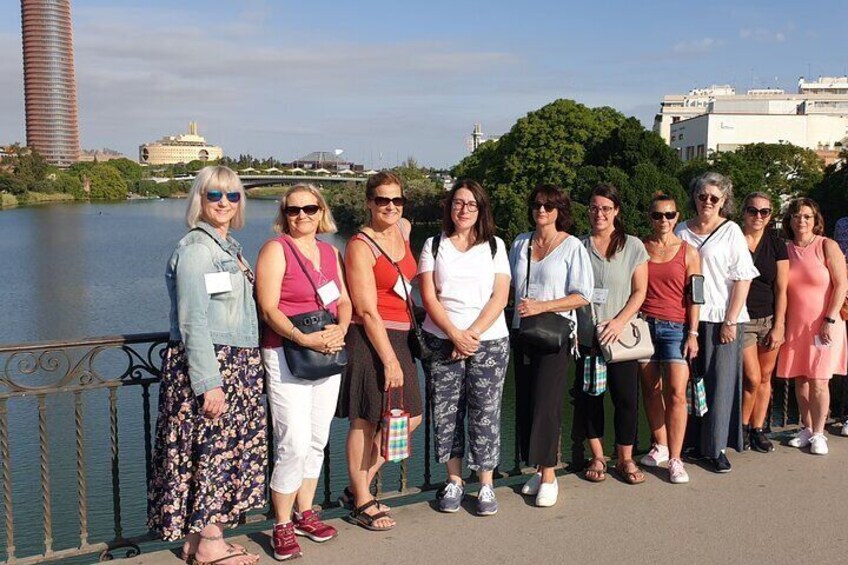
[{"x1": 146, "y1": 166, "x2": 848, "y2": 565}]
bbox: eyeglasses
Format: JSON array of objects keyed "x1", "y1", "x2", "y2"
[
  {"x1": 745, "y1": 206, "x2": 772, "y2": 218},
  {"x1": 285, "y1": 205, "x2": 321, "y2": 217},
  {"x1": 531, "y1": 201, "x2": 556, "y2": 212},
  {"x1": 650, "y1": 211, "x2": 678, "y2": 221},
  {"x1": 371, "y1": 196, "x2": 406, "y2": 207},
  {"x1": 206, "y1": 190, "x2": 241, "y2": 203},
  {"x1": 589, "y1": 204, "x2": 615, "y2": 215},
  {"x1": 451, "y1": 199, "x2": 479, "y2": 212},
  {"x1": 792, "y1": 213, "x2": 815, "y2": 222},
  {"x1": 698, "y1": 193, "x2": 722, "y2": 204}
]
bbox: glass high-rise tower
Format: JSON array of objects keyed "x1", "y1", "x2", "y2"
[{"x1": 21, "y1": 0, "x2": 80, "y2": 166}]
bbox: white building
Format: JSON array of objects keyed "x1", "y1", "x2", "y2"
[
  {"x1": 656, "y1": 77, "x2": 848, "y2": 161},
  {"x1": 139, "y1": 122, "x2": 223, "y2": 165}
]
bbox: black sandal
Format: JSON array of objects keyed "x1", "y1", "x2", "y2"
[{"x1": 345, "y1": 499, "x2": 394, "y2": 531}]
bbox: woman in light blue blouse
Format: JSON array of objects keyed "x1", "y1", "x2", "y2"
[{"x1": 510, "y1": 184, "x2": 593, "y2": 507}]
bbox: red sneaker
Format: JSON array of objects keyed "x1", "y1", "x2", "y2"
[
  {"x1": 293, "y1": 509, "x2": 338, "y2": 543},
  {"x1": 272, "y1": 522, "x2": 302, "y2": 561}
]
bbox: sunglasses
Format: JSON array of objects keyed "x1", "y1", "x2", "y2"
[
  {"x1": 745, "y1": 206, "x2": 772, "y2": 218},
  {"x1": 371, "y1": 196, "x2": 406, "y2": 207},
  {"x1": 285, "y1": 205, "x2": 321, "y2": 217},
  {"x1": 650, "y1": 211, "x2": 678, "y2": 221},
  {"x1": 697, "y1": 193, "x2": 721, "y2": 205},
  {"x1": 531, "y1": 201, "x2": 556, "y2": 212},
  {"x1": 206, "y1": 190, "x2": 241, "y2": 203}
]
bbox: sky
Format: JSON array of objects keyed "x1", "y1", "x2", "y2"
[{"x1": 1, "y1": 0, "x2": 846, "y2": 169}]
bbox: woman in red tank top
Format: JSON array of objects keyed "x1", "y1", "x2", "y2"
[
  {"x1": 639, "y1": 194, "x2": 702, "y2": 484},
  {"x1": 340, "y1": 172, "x2": 423, "y2": 531},
  {"x1": 255, "y1": 185, "x2": 351, "y2": 559}
]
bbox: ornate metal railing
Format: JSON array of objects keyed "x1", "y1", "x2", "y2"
[{"x1": 2, "y1": 331, "x2": 843, "y2": 564}]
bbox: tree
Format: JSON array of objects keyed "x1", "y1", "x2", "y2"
[
  {"x1": 452, "y1": 99, "x2": 685, "y2": 241},
  {"x1": 107, "y1": 158, "x2": 144, "y2": 182},
  {"x1": 809, "y1": 150, "x2": 848, "y2": 234},
  {"x1": 85, "y1": 164, "x2": 128, "y2": 199},
  {"x1": 0, "y1": 173, "x2": 27, "y2": 195}
]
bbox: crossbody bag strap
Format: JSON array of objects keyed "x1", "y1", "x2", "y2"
[
  {"x1": 190, "y1": 226, "x2": 254, "y2": 279},
  {"x1": 356, "y1": 230, "x2": 421, "y2": 331},
  {"x1": 281, "y1": 237, "x2": 329, "y2": 314},
  {"x1": 697, "y1": 219, "x2": 731, "y2": 250},
  {"x1": 524, "y1": 233, "x2": 533, "y2": 299}
]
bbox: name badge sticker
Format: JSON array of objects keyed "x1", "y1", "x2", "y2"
[
  {"x1": 317, "y1": 280, "x2": 341, "y2": 305},
  {"x1": 393, "y1": 275, "x2": 413, "y2": 299},
  {"x1": 592, "y1": 288, "x2": 609, "y2": 305},
  {"x1": 204, "y1": 271, "x2": 233, "y2": 294}
]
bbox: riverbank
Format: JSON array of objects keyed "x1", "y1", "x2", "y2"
[{"x1": 0, "y1": 191, "x2": 75, "y2": 209}]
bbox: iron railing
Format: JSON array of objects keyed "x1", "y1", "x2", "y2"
[{"x1": 1, "y1": 332, "x2": 845, "y2": 564}]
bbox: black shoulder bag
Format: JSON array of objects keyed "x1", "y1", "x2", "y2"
[
  {"x1": 517, "y1": 234, "x2": 574, "y2": 354},
  {"x1": 281, "y1": 238, "x2": 349, "y2": 380},
  {"x1": 357, "y1": 231, "x2": 433, "y2": 361}
]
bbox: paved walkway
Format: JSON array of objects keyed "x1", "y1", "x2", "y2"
[{"x1": 119, "y1": 431, "x2": 848, "y2": 565}]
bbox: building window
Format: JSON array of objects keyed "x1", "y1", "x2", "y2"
[
  {"x1": 672, "y1": 117, "x2": 681, "y2": 123},
  {"x1": 697, "y1": 144, "x2": 705, "y2": 158},
  {"x1": 685, "y1": 146, "x2": 695, "y2": 161}
]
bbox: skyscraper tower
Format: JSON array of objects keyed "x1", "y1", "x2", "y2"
[{"x1": 21, "y1": 0, "x2": 80, "y2": 166}]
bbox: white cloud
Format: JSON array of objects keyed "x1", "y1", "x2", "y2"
[
  {"x1": 739, "y1": 27, "x2": 788, "y2": 43},
  {"x1": 671, "y1": 38, "x2": 719, "y2": 55}
]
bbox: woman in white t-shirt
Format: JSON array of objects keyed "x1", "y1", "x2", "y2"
[
  {"x1": 675, "y1": 172, "x2": 758, "y2": 474},
  {"x1": 418, "y1": 179, "x2": 511, "y2": 516}
]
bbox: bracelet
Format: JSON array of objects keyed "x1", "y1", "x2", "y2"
[
  {"x1": 688, "y1": 330, "x2": 699, "y2": 337},
  {"x1": 289, "y1": 326, "x2": 298, "y2": 342},
  {"x1": 723, "y1": 320, "x2": 737, "y2": 327}
]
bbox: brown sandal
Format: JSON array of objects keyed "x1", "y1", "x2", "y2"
[
  {"x1": 584, "y1": 457, "x2": 607, "y2": 482},
  {"x1": 614, "y1": 459, "x2": 646, "y2": 485},
  {"x1": 189, "y1": 545, "x2": 256, "y2": 565}
]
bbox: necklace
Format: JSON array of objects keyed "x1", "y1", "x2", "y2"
[
  {"x1": 534, "y1": 231, "x2": 561, "y2": 260},
  {"x1": 795, "y1": 234, "x2": 816, "y2": 249}
]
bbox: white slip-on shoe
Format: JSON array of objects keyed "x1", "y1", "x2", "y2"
[
  {"x1": 535, "y1": 479, "x2": 558, "y2": 507},
  {"x1": 788, "y1": 427, "x2": 813, "y2": 448},
  {"x1": 640, "y1": 444, "x2": 669, "y2": 467},
  {"x1": 521, "y1": 472, "x2": 542, "y2": 496}
]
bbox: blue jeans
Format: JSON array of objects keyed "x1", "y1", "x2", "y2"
[{"x1": 644, "y1": 317, "x2": 687, "y2": 364}]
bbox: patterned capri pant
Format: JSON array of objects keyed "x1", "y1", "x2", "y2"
[{"x1": 422, "y1": 331, "x2": 510, "y2": 472}]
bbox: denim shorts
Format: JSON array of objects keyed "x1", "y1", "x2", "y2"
[{"x1": 641, "y1": 317, "x2": 687, "y2": 365}]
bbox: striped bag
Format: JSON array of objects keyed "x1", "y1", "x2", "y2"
[
  {"x1": 582, "y1": 355, "x2": 607, "y2": 396},
  {"x1": 686, "y1": 377, "x2": 708, "y2": 417},
  {"x1": 381, "y1": 388, "x2": 410, "y2": 463}
]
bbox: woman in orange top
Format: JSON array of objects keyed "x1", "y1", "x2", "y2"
[{"x1": 340, "y1": 171, "x2": 423, "y2": 531}]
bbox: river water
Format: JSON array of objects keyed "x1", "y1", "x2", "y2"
[{"x1": 0, "y1": 200, "x2": 626, "y2": 560}]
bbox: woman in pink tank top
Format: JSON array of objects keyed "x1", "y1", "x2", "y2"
[
  {"x1": 777, "y1": 198, "x2": 848, "y2": 456},
  {"x1": 255, "y1": 184, "x2": 351, "y2": 559},
  {"x1": 639, "y1": 194, "x2": 702, "y2": 484}
]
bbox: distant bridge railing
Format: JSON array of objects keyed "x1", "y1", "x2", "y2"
[
  {"x1": 1, "y1": 331, "x2": 842, "y2": 564},
  {"x1": 239, "y1": 174, "x2": 368, "y2": 188}
]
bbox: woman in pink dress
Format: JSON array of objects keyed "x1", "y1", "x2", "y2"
[{"x1": 777, "y1": 197, "x2": 848, "y2": 456}]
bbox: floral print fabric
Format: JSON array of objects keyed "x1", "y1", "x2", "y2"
[{"x1": 147, "y1": 342, "x2": 267, "y2": 541}]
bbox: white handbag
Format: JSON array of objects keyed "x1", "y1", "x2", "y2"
[{"x1": 596, "y1": 316, "x2": 654, "y2": 363}]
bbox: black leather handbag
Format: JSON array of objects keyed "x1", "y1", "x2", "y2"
[
  {"x1": 281, "y1": 238, "x2": 348, "y2": 380},
  {"x1": 517, "y1": 234, "x2": 573, "y2": 355}
]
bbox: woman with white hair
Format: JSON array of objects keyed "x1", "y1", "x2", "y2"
[
  {"x1": 675, "y1": 172, "x2": 758, "y2": 474},
  {"x1": 256, "y1": 184, "x2": 351, "y2": 560},
  {"x1": 148, "y1": 166, "x2": 265, "y2": 565}
]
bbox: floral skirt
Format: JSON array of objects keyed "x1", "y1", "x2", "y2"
[{"x1": 147, "y1": 342, "x2": 267, "y2": 541}]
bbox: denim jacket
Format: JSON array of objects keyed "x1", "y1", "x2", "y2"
[{"x1": 166, "y1": 221, "x2": 259, "y2": 395}]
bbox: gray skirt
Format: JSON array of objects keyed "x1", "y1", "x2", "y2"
[
  {"x1": 693, "y1": 321, "x2": 745, "y2": 458},
  {"x1": 336, "y1": 323, "x2": 422, "y2": 423}
]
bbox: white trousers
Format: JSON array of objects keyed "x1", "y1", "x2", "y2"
[{"x1": 262, "y1": 346, "x2": 340, "y2": 494}]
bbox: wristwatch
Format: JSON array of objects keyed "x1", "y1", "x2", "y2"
[
  {"x1": 723, "y1": 320, "x2": 737, "y2": 327},
  {"x1": 824, "y1": 317, "x2": 836, "y2": 324}
]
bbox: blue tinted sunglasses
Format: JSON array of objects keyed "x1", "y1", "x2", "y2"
[{"x1": 206, "y1": 190, "x2": 241, "y2": 203}]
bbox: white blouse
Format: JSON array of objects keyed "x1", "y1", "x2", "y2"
[{"x1": 675, "y1": 220, "x2": 760, "y2": 323}]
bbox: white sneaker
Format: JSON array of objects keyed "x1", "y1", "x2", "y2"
[
  {"x1": 535, "y1": 479, "x2": 558, "y2": 507},
  {"x1": 521, "y1": 472, "x2": 542, "y2": 496},
  {"x1": 841, "y1": 421, "x2": 848, "y2": 437},
  {"x1": 640, "y1": 444, "x2": 670, "y2": 467},
  {"x1": 668, "y1": 458, "x2": 689, "y2": 484},
  {"x1": 788, "y1": 427, "x2": 813, "y2": 448},
  {"x1": 809, "y1": 433, "x2": 829, "y2": 455}
]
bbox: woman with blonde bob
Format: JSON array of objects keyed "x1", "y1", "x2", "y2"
[
  {"x1": 149, "y1": 166, "x2": 265, "y2": 565},
  {"x1": 256, "y1": 184, "x2": 351, "y2": 560}
]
